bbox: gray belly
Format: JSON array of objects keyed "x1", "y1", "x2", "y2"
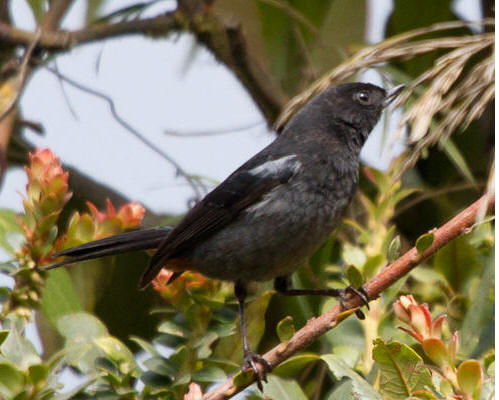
[{"x1": 184, "y1": 180, "x2": 354, "y2": 282}]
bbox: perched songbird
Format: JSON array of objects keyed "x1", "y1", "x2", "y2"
[{"x1": 48, "y1": 82, "x2": 405, "y2": 389}]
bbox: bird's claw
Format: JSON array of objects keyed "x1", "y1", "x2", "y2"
[
  {"x1": 243, "y1": 350, "x2": 271, "y2": 391},
  {"x1": 339, "y1": 286, "x2": 369, "y2": 319}
]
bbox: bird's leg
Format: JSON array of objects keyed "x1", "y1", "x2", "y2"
[
  {"x1": 234, "y1": 280, "x2": 271, "y2": 391},
  {"x1": 274, "y1": 276, "x2": 369, "y2": 319}
]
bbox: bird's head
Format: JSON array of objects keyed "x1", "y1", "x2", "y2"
[{"x1": 285, "y1": 82, "x2": 405, "y2": 152}]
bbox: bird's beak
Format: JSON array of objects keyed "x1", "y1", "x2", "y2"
[{"x1": 383, "y1": 84, "x2": 406, "y2": 107}]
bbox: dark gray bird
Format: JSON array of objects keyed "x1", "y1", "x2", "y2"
[{"x1": 48, "y1": 82, "x2": 405, "y2": 389}]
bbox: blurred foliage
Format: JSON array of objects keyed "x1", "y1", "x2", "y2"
[{"x1": 0, "y1": 0, "x2": 495, "y2": 399}]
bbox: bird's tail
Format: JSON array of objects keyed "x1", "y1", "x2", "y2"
[{"x1": 46, "y1": 227, "x2": 172, "y2": 269}]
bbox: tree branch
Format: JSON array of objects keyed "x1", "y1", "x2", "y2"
[
  {"x1": 202, "y1": 193, "x2": 495, "y2": 400},
  {"x1": 40, "y1": 0, "x2": 74, "y2": 31},
  {"x1": 0, "y1": 9, "x2": 286, "y2": 124}
]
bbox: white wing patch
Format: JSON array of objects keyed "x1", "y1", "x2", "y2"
[
  {"x1": 249, "y1": 155, "x2": 301, "y2": 178},
  {"x1": 245, "y1": 155, "x2": 301, "y2": 216}
]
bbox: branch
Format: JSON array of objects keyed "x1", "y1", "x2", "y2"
[
  {"x1": 202, "y1": 193, "x2": 495, "y2": 400},
  {"x1": 0, "y1": 9, "x2": 286, "y2": 124},
  {"x1": 40, "y1": 0, "x2": 74, "y2": 31},
  {"x1": 43, "y1": 64, "x2": 207, "y2": 202}
]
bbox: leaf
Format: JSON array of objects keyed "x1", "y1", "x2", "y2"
[
  {"x1": 143, "y1": 356, "x2": 178, "y2": 378},
  {"x1": 94, "y1": 336, "x2": 138, "y2": 375},
  {"x1": 440, "y1": 137, "x2": 476, "y2": 185},
  {"x1": 261, "y1": 374, "x2": 307, "y2": 400},
  {"x1": 326, "y1": 379, "x2": 358, "y2": 400},
  {"x1": 276, "y1": 316, "x2": 295, "y2": 343},
  {"x1": 459, "y1": 248, "x2": 495, "y2": 357},
  {"x1": 56, "y1": 313, "x2": 108, "y2": 341},
  {"x1": 0, "y1": 325, "x2": 41, "y2": 370},
  {"x1": 387, "y1": 235, "x2": 401, "y2": 262},
  {"x1": 321, "y1": 354, "x2": 381, "y2": 399},
  {"x1": 0, "y1": 363, "x2": 25, "y2": 399},
  {"x1": 191, "y1": 365, "x2": 226, "y2": 383},
  {"x1": 457, "y1": 360, "x2": 483, "y2": 394},
  {"x1": 422, "y1": 338, "x2": 449, "y2": 367},
  {"x1": 346, "y1": 265, "x2": 364, "y2": 288},
  {"x1": 56, "y1": 312, "x2": 109, "y2": 373},
  {"x1": 415, "y1": 233, "x2": 434, "y2": 253},
  {"x1": 26, "y1": 0, "x2": 46, "y2": 22},
  {"x1": 41, "y1": 269, "x2": 83, "y2": 328},
  {"x1": 372, "y1": 339, "x2": 433, "y2": 400},
  {"x1": 272, "y1": 353, "x2": 319, "y2": 377},
  {"x1": 129, "y1": 336, "x2": 159, "y2": 357},
  {"x1": 0, "y1": 209, "x2": 24, "y2": 256}
]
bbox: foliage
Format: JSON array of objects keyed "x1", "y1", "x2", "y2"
[{"x1": 0, "y1": 1, "x2": 495, "y2": 399}]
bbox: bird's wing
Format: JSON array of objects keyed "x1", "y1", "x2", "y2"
[{"x1": 139, "y1": 154, "x2": 302, "y2": 288}]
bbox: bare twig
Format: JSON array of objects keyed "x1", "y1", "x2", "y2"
[
  {"x1": 0, "y1": 29, "x2": 42, "y2": 123},
  {"x1": 202, "y1": 194, "x2": 494, "y2": 399},
  {"x1": 43, "y1": 65, "x2": 206, "y2": 201},
  {"x1": 40, "y1": 0, "x2": 74, "y2": 31}
]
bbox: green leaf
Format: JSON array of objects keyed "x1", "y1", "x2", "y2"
[
  {"x1": 459, "y1": 248, "x2": 494, "y2": 357},
  {"x1": 326, "y1": 379, "x2": 358, "y2": 400},
  {"x1": 272, "y1": 353, "x2": 319, "y2": 377},
  {"x1": 0, "y1": 363, "x2": 25, "y2": 399},
  {"x1": 56, "y1": 312, "x2": 110, "y2": 373},
  {"x1": 415, "y1": 233, "x2": 434, "y2": 253},
  {"x1": 422, "y1": 338, "x2": 449, "y2": 367},
  {"x1": 140, "y1": 371, "x2": 174, "y2": 389},
  {"x1": 157, "y1": 320, "x2": 191, "y2": 339},
  {"x1": 346, "y1": 265, "x2": 364, "y2": 288},
  {"x1": 321, "y1": 354, "x2": 381, "y2": 399},
  {"x1": 26, "y1": 0, "x2": 47, "y2": 22},
  {"x1": 191, "y1": 365, "x2": 226, "y2": 383},
  {"x1": 28, "y1": 364, "x2": 48, "y2": 386},
  {"x1": 94, "y1": 336, "x2": 138, "y2": 375},
  {"x1": 387, "y1": 235, "x2": 401, "y2": 262},
  {"x1": 372, "y1": 339, "x2": 433, "y2": 400},
  {"x1": 276, "y1": 316, "x2": 295, "y2": 343},
  {"x1": 262, "y1": 374, "x2": 307, "y2": 400},
  {"x1": 56, "y1": 313, "x2": 107, "y2": 341},
  {"x1": 41, "y1": 269, "x2": 83, "y2": 328},
  {"x1": 0, "y1": 330, "x2": 9, "y2": 346},
  {"x1": 457, "y1": 360, "x2": 483, "y2": 394},
  {"x1": 0, "y1": 326, "x2": 41, "y2": 370},
  {"x1": 129, "y1": 336, "x2": 159, "y2": 357},
  {"x1": 440, "y1": 137, "x2": 476, "y2": 185},
  {"x1": 143, "y1": 357, "x2": 178, "y2": 378},
  {"x1": 0, "y1": 209, "x2": 24, "y2": 256}
]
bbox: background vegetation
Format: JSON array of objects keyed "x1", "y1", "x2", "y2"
[{"x1": 0, "y1": 0, "x2": 494, "y2": 399}]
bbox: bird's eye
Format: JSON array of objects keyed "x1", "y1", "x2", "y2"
[{"x1": 355, "y1": 91, "x2": 371, "y2": 105}]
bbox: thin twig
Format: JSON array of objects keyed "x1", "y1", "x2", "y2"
[
  {"x1": 202, "y1": 194, "x2": 494, "y2": 399},
  {"x1": 0, "y1": 29, "x2": 42, "y2": 123},
  {"x1": 43, "y1": 64, "x2": 206, "y2": 201}
]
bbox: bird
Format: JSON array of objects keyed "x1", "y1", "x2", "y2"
[{"x1": 47, "y1": 82, "x2": 405, "y2": 389}]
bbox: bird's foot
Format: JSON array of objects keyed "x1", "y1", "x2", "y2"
[
  {"x1": 339, "y1": 286, "x2": 369, "y2": 319},
  {"x1": 243, "y1": 350, "x2": 271, "y2": 391}
]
